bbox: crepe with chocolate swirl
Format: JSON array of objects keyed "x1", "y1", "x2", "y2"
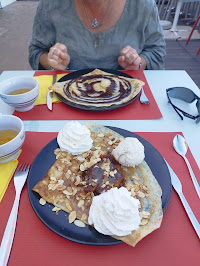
[{"x1": 49, "y1": 69, "x2": 145, "y2": 108}]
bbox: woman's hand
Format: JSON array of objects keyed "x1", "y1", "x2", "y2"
[
  {"x1": 118, "y1": 46, "x2": 143, "y2": 70},
  {"x1": 48, "y1": 43, "x2": 70, "y2": 70}
]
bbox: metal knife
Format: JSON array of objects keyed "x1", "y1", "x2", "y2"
[
  {"x1": 47, "y1": 75, "x2": 57, "y2": 111},
  {"x1": 165, "y1": 160, "x2": 200, "y2": 239},
  {"x1": 47, "y1": 90, "x2": 53, "y2": 110}
]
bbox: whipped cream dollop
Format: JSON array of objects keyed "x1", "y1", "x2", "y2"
[
  {"x1": 112, "y1": 137, "x2": 145, "y2": 167},
  {"x1": 57, "y1": 121, "x2": 93, "y2": 155},
  {"x1": 88, "y1": 187, "x2": 141, "y2": 236}
]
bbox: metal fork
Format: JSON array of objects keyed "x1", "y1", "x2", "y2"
[
  {"x1": 47, "y1": 74, "x2": 57, "y2": 111},
  {"x1": 0, "y1": 163, "x2": 31, "y2": 266},
  {"x1": 140, "y1": 88, "x2": 150, "y2": 104}
]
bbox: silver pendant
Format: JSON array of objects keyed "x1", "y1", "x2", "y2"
[{"x1": 91, "y1": 18, "x2": 100, "y2": 29}]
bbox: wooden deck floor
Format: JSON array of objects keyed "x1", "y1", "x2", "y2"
[{"x1": 165, "y1": 39, "x2": 200, "y2": 88}]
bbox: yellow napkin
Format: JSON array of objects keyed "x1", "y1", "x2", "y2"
[
  {"x1": 0, "y1": 150, "x2": 21, "y2": 202},
  {"x1": 34, "y1": 74, "x2": 67, "y2": 106}
]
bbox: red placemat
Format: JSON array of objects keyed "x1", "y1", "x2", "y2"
[
  {"x1": 13, "y1": 70, "x2": 162, "y2": 120},
  {"x1": 0, "y1": 131, "x2": 199, "y2": 266}
]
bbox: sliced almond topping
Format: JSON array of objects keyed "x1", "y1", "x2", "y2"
[
  {"x1": 63, "y1": 190, "x2": 72, "y2": 196},
  {"x1": 48, "y1": 183, "x2": 56, "y2": 190},
  {"x1": 133, "y1": 175, "x2": 140, "y2": 181},
  {"x1": 91, "y1": 182, "x2": 97, "y2": 187},
  {"x1": 72, "y1": 188, "x2": 77, "y2": 195},
  {"x1": 52, "y1": 206, "x2": 61, "y2": 212},
  {"x1": 50, "y1": 176, "x2": 56, "y2": 181},
  {"x1": 69, "y1": 211, "x2": 76, "y2": 223},
  {"x1": 140, "y1": 219, "x2": 148, "y2": 226},
  {"x1": 142, "y1": 211, "x2": 150, "y2": 218},
  {"x1": 81, "y1": 152, "x2": 88, "y2": 158},
  {"x1": 66, "y1": 202, "x2": 72, "y2": 211},
  {"x1": 39, "y1": 198, "x2": 46, "y2": 206},
  {"x1": 56, "y1": 153, "x2": 62, "y2": 159},
  {"x1": 137, "y1": 191, "x2": 145, "y2": 198},
  {"x1": 78, "y1": 199, "x2": 84, "y2": 208},
  {"x1": 50, "y1": 180, "x2": 57, "y2": 184},
  {"x1": 142, "y1": 185, "x2": 148, "y2": 192},
  {"x1": 74, "y1": 220, "x2": 86, "y2": 228},
  {"x1": 65, "y1": 173, "x2": 70, "y2": 179},
  {"x1": 134, "y1": 185, "x2": 139, "y2": 192},
  {"x1": 58, "y1": 199, "x2": 64, "y2": 203},
  {"x1": 131, "y1": 188, "x2": 135, "y2": 196},
  {"x1": 75, "y1": 175, "x2": 81, "y2": 186},
  {"x1": 54, "y1": 148, "x2": 61, "y2": 154},
  {"x1": 80, "y1": 164, "x2": 85, "y2": 171},
  {"x1": 57, "y1": 179, "x2": 64, "y2": 185},
  {"x1": 81, "y1": 213, "x2": 88, "y2": 221},
  {"x1": 67, "y1": 187, "x2": 73, "y2": 193},
  {"x1": 77, "y1": 156, "x2": 85, "y2": 162},
  {"x1": 57, "y1": 185, "x2": 66, "y2": 191}
]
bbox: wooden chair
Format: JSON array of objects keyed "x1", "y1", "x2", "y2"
[{"x1": 186, "y1": 13, "x2": 200, "y2": 55}]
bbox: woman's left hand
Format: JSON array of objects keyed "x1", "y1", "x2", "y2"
[{"x1": 118, "y1": 46, "x2": 142, "y2": 70}]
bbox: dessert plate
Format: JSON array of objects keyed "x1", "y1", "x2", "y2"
[
  {"x1": 55, "y1": 69, "x2": 140, "y2": 111},
  {"x1": 27, "y1": 127, "x2": 171, "y2": 245}
]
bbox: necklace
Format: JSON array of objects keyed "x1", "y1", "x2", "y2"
[
  {"x1": 92, "y1": 33, "x2": 99, "y2": 49},
  {"x1": 82, "y1": 0, "x2": 111, "y2": 29}
]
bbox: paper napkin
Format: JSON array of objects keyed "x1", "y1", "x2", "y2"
[
  {"x1": 0, "y1": 150, "x2": 21, "y2": 202},
  {"x1": 34, "y1": 74, "x2": 67, "y2": 105}
]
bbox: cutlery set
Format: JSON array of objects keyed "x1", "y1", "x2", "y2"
[{"x1": 167, "y1": 134, "x2": 200, "y2": 239}]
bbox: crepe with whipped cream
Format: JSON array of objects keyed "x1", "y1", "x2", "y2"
[
  {"x1": 32, "y1": 122, "x2": 163, "y2": 247},
  {"x1": 49, "y1": 69, "x2": 145, "y2": 108}
]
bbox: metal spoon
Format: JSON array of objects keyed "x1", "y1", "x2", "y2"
[{"x1": 173, "y1": 134, "x2": 200, "y2": 198}]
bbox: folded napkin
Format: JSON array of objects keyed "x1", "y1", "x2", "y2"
[
  {"x1": 34, "y1": 74, "x2": 67, "y2": 106},
  {"x1": 0, "y1": 150, "x2": 21, "y2": 202}
]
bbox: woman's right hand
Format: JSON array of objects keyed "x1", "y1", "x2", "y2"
[{"x1": 48, "y1": 43, "x2": 70, "y2": 70}]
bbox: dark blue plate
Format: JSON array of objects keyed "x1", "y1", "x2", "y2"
[
  {"x1": 27, "y1": 126, "x2": 171, "y2": 245},
  {"x1": 56, "y1": 68, "x2": 140, "y2": 111}
]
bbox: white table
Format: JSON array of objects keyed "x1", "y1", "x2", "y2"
[{"x1": 0, "y1": 70, "x2": 200, "y2": 168}]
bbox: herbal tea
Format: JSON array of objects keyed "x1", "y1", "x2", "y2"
[
  {"x1": 0, "y1": 129, "x2": 19, "y2": 145},
  {"x1": 8, "y1": 88, "x2": 32, "y2": 95}
]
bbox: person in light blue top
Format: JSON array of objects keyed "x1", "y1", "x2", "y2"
[{"x1": 29, "y1": 0, "x2": 166, "y2": 71}]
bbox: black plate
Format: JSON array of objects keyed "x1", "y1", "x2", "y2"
[
  {"x1": 56, "y1": 68, "x2": 140, "y2": 111},
  {"x1": 27, "y1": 127, "x2": 171, "y2": 246}
]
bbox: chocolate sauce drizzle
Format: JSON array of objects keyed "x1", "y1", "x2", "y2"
[
  {"x1": 81, "y1": 154, "x2": 125, "y2": 196},
  {"x1": 63, "y1": 74, "x2": 132, "y2": 104}
]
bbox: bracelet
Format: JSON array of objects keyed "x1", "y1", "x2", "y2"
[{"x1": 49, "y1": 65, "x2": 54, "y2": 70}]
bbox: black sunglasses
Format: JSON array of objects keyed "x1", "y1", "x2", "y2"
[{"x1": 166, "y1": 87, "x2": 200, "y2": 124}]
